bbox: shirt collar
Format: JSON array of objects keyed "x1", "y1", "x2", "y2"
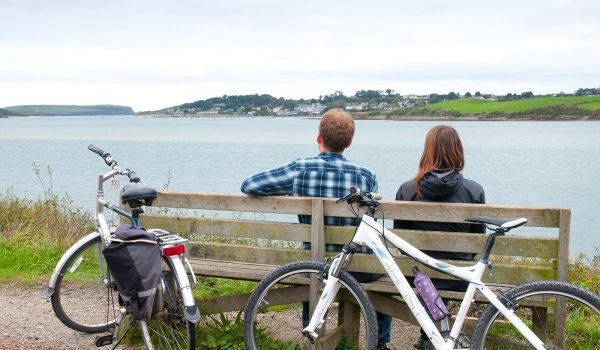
[{"x1": 318, "y1": 151, "x2": 347, "y2": 161}]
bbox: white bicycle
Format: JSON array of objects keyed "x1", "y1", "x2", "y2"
[
  {"x1": 44, "y1": 145, "x2": 200, "y2": 350},
  {"x1": 243, "y1": 187, "x2": 600, "y2": 349}
]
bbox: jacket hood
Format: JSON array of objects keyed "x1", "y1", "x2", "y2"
[{"x1": 419, "y1": 171, "x2": 463, "y2": 200}]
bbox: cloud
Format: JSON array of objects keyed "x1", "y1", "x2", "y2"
[{"x1": 1, "y1": 0, "x2": 599, "y2": 110}]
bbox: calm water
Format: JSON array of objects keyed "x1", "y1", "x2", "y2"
[{"x1": 1, "y1": 116, "x2": 599, "y2": 257}]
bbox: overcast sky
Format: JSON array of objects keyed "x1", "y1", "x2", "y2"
[{"x1": 1, "y1": 0, "x2": 599, "y2": 111}]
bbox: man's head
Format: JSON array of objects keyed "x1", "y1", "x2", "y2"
[{"x1": 317, "y1": 108, "x2": 355, "y2": 153}]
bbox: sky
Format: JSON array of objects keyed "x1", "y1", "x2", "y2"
[{"x1": 1, "y1": 0, "x2": 599, "y2": 112}]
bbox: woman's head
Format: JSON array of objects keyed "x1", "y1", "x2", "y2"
[{"x1": 414, "y1": 125, "x2": 464, "y2": 196}]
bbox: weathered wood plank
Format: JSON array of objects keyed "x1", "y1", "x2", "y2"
[
  {"x1": 326, "y1": 226, "x2": 560, "y2": 259},
  {"x1": 556, "y1": 209, "x2": 571, "y2": 282},
  {"x1": 323, "y1": 199, "x2": 562, "y2": 228},
  {"x1": 154, "y1": 191, "x2": 313, "y2": 215},
  {"x1": 187, "y1": 259, "x2": 278, "y2": 281},
  {"x1": 143, "y1": 215, "x2": 559, "y2": 258},
  {"x1": 186, "y1": 243, "x2": 557, "y2": 284},
  {"x1": 142, "y1": 215, "x2": 311, "y2": 241},
  {"x1": 152, "y1": 191, "x2": 564, "y2": 228},
  {"x1": 198, "y1": 285, "x2": 310, "y2": 314}
]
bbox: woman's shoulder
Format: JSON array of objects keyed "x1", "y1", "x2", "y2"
[
  {"x1": 396, "y1": 179, "x2": 417, "y2": 200},
  {"x1": 461, "y1": 177, "x2": 485, "y2": 192}
]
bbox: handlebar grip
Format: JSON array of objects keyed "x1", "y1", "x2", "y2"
[
  {"x1": 88, "y1": 144, "x2": 108, "y2": 157},
  {"x1": 127, "y1": 171, "x2": 141, "y2": 183}
]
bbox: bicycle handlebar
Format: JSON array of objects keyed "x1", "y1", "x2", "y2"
[
  {"x1": 337, "y1": 186, "x2": 382, "y2": 204},
  {"x1": 88, "y1": 144, "x2": 141, "y2": 183},
  {"x1": 88, "y1": 144, "x2": 109, "y2": 158},
  {"x1": 127, "y1": 170, "x2": 141, "y2": 183}
]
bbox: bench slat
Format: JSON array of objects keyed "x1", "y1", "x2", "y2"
[
  {"x1": 186, "y1": 243, "x2": 557, "y2": 285},
  {"x1": 144, "y1": 215, "x2": 560, "y2": 259},
  {"x1": 154, "y1": 192, "x2": 312, "y2": 215},
  {"x1": 324, "y1": 199, "x2": 562, "y2": 227}
]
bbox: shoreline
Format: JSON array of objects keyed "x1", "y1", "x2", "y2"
[
  {"x1": 3, "y1": 114, "x2": 599, "y2": 121},
  {"x1": 134, "y1": 113, "x2": 600, "y2": 121}
]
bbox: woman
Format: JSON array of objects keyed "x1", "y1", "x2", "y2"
[{"x1": 394, "y1": 125, "x2": 485, "y2": 349}]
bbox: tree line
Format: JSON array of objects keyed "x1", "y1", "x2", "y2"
[{"x1": 163, "y1": 87, "x2": 600, "y2": 114}]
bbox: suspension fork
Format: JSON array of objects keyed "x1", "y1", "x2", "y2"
[{"x1": 302, "y1": 251, "x2": 354, "y2": 339}]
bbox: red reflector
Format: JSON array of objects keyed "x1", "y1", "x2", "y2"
[{"x1": 163, "y1": 245, "x2": 185, "y2": 256}]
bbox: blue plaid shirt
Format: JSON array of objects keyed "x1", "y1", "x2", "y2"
[{"x1": 241, "y1": 152, "x2": 378, "y2": 251}]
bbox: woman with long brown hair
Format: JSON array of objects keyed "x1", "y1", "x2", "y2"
[{"x1": 394, "y1": 125, "x2": 485, "y2": 349}]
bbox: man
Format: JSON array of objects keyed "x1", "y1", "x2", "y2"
[{"x1": 241, "y1": 108, "x2": 392, "y2": 349}]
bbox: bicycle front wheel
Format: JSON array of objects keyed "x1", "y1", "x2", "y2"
[
  {"x1": 51, "y1": 235, "x2": 117, "y2": 333},
  {"x1": 471, "y1": 280, "x2": 600, "y2": 350},
  {"x1": 138, "y1": 256, "x2": 196, "y2": 350},
  {"x1": 243, "y1": 260, "x2": 378, "y2": 350}
]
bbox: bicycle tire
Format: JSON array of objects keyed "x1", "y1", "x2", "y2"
[
  {"x1": 243, "y1": 260, "x2": 378, "y2": 350},
  {"x1": 471, "y1": 280, "x2": 600, "y2": 349},
  {"x1": 138, "y1": 256, "x2": 196, "y2": 350},
  {"x1": 51, "y1": 235, "x2": 117, "y2": 333}
]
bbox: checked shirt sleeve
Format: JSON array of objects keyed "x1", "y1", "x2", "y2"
[{"x1": 241, "y1": 161, "x2": 298, "y2": 196}]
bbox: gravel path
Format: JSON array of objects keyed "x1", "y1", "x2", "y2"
[
  {"x1": 0, "y1": 283, "x2": 113, "y2": 350},
  {"x1": 0, "y1": 283, "x2": 420, "y2": 349}
]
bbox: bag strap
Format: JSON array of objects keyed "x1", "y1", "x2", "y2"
[{"x1": 108, "y1": 238, "x2": 157, "y2": 245}]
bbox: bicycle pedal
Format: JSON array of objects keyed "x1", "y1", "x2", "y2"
[{"x1": 95, "y1": 334, "x2": 113, "y2": 347}]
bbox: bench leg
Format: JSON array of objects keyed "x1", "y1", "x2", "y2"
[{"x1": 531, "y1": 306, "x2": 548, "y2": 343}]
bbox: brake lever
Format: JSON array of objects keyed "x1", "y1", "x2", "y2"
[{"x1": 336, "y1": 193, "x2": 352, "y2": 203}]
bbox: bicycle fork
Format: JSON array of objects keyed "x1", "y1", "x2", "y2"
[{"x1": 302, "y1": 256, "x2": 344, "y2": 340}]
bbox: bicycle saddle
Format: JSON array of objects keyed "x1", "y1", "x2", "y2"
[
  {"x1": 121, "y1": 186, "x2": 158, "y2": 208},
  {"x1": 466, "y1": 215, "x2": 527, "y2": 230}
]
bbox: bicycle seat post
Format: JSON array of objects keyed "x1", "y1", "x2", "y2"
[
  {"x1": 131, "y1": 207, "x2": 144, "y2": 229},
  {"x1": 479, "y1": 228, "x2": 505, "y2": 264}
]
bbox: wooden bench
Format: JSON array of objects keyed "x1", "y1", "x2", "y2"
[{"x1": 140, "y1": 191, "x2": 571, "y2": 344}]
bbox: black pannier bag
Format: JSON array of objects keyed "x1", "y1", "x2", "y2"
[{"x1": 103, "y1": 224, "x2": 163, "y2": 321}]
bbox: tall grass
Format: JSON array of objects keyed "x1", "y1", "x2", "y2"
[{"x1": 0, "y1": 190, "x2": 94, "y2": 283}]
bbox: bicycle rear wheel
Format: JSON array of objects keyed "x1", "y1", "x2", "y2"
[
  {"x1": 243, "y1": 260, "x2": 378, "y2": 350},
  {"x1": 138, "y1": 256, "x2": 196, "y2": 350},
  {"x1": 471, "y1": 280, "x2": 600, "y2": 349},
  {"x1": 51, "y1": 235, "x2": 117, "y2": 333}
]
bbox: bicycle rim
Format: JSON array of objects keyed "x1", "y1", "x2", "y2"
[
  {"x1": 135, "y1": 257, "x2": 196, "y2": 350},
  {"x1": 51, "y1": 236, "x2": 117, "y2": 333},
  {"x1": 471, "y1": 281, "x2": 600, "y2": 350},
  {"x1": 244, "y1": 260, "x2": 378, "y2": 350}
]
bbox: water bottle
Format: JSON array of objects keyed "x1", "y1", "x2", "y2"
[{"x1": 412, "y1": 267, "x2": 450, "y2": 321}]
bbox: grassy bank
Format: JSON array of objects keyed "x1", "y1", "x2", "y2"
[
  {"x1": 380, "y1": 95, "x2": 600, "y2": 119},
  {"x1": 424, "y1": 96, "x2": 600, "y2": 114},
  {"x1": 0, "y1": 192, "x2": 94, "y2": 284}
]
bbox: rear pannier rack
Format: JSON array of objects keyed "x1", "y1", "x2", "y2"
[{"x1": 147, "y1": 229, "x2": 188, "y2": 246}]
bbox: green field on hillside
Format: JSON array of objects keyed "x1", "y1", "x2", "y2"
[{"x1": 425, "y1": 96, "x2": 600, "y2": 113}]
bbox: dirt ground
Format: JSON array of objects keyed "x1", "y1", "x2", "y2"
[{"x1": 0, "y1": 283, "x2": 420, "y2": 349}]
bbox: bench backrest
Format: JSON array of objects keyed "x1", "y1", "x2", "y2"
[{"x1": 140, "y1": 191, "x2": 570, "y2": 286}]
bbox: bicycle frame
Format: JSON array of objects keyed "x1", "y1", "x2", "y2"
[
  {"x1": 46, "y1": 167, "x2": 200, "y2": 323},
  {"x1": 303, "y1": 214, "x2": 547, "y2": 350}
]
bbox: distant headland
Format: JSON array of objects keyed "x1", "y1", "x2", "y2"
[{"x1": 1, "y1": 105, "x2": 134, "y2": 117}]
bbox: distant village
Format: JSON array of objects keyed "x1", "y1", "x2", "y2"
[{"x1": 155, "y1": 90, "x2": 505, "y2": 117}]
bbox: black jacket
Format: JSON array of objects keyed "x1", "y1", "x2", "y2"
[{"x1": 393, "y1": 171, "x2": 485, "y2": 261}]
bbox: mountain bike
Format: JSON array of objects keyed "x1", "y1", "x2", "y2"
[
  {"x1": 44, "y1": 145, "x2": 200, "y2": 350},
  {"x1": 243, "y1": 187, "x2": 600, "y2": 349}
]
